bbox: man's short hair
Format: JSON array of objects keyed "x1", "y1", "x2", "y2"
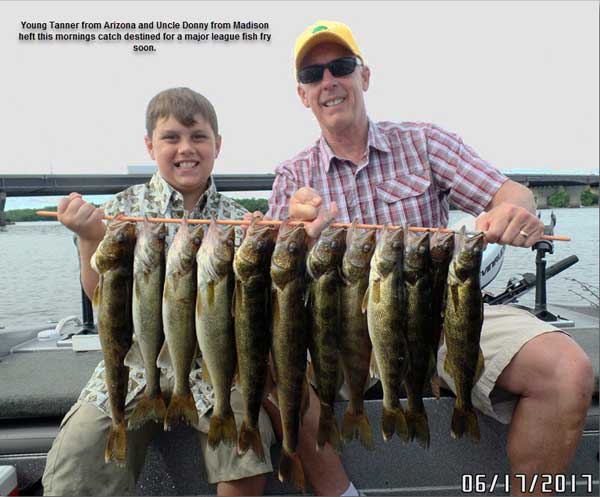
[{"x1": 146, "y1": 87, "x2": 219, "y2": 137}]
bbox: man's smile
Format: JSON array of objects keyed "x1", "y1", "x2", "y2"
[{"x1": 322, "y1": 96, "x2": 345, "y2": 108}]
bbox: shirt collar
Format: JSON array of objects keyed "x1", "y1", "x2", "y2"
[
  {"x1": 319, "y1": 118, "x2": 391, "y2": 172},
  {"x1": 149, "y1": 172, "x2": 219, "y2": 217}
]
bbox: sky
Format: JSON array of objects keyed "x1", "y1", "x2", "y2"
[{"x1": 1, "y1": 1, "x2": 598, "y2": 187}]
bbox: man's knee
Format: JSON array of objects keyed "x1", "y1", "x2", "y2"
[{"x1": 554, "y1": 344, "x2": 595, "y2": 412}]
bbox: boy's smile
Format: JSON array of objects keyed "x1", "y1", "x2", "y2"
[{"x1": 145, "y1": 113, "x2": 221, "y2": 210}]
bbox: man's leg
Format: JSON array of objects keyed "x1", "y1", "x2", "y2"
[
  {"x1": 42, "y1": 401, "x2": 159, "y2": 496},
  {"x1": 199, "y1": 389, "x2": 274, "y2": 496},
  {"x1": 496, "y1": 332, "x2": 593, "y2": 495},
  {"x1": 263, "y1": 385, "x2": 351, "y2": 496}
]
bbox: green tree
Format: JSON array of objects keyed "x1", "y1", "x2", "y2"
[
  {"x1": 233, "y1": 197, "x2": 269, "y2": 214},
  {"x1": 546, "y1": 190, "x2": 570, "y2": 208},
  {"x1": 581, "y1": 190, "x2": 598, "y2": 206}
]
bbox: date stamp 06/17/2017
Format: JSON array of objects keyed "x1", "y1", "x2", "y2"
[{"x1": 461, "y1": 473, "x2": 596, "y2": 494}]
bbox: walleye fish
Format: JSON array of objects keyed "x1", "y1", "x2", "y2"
[
  {"x1": 363, "y1": 225, "x2": 409, "y2": 443},
  {"x1": 429, "y1": 231, "x2": 455, "y2": 399},
  {"x1": 91, "y1": 218, "x2": 137, "y2": 466},
  {"x1": 307, "y1": 226, "x2": 346, "y2": 453},
  {"x1": 443, "y1": 227, "x2": 485, "y2": 441},
  {"x1": 339, "y1": 221, "x2": 376, "y2": 450},
  {"x1": 403, "y1": 230, "x2": 433, "y2": 448},
  {"x1": 233, "y1": 216, "x2": 275, "y2": 461},
  {"x1": 196, "y1": 219, "x2": 237, "y2": 449},
  {"x1": 159, "y1": 216, "x2": 203, "y2": 431},
  {"x1": 126, "y1": 218, "x2": 167, "y2": 430},
  {"x1": 270, "y1": 220, "x2": 309, "y2": 492}
]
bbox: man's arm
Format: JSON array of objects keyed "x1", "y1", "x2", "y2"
[{"x1": 475, "y1": 179, "x2": 544, "y2": 248}]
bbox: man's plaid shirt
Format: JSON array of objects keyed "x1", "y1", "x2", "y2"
[{"x1": 267, "y1": 120, "x2": 508, "y2": 227}]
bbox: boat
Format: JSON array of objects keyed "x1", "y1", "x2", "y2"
[{"x1": 0, "y1": 212, "x2": 597, "y2": 496}]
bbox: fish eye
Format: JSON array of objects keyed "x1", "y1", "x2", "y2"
[
  {"x1": 288, "y1": 241, "x2": 298, "y2": 254},
  {"x1": 115, "y1": 233, "x2": 125, "y2": 243},
  {"x1": 157, "y1": 231, "x2": 167, "y2": 240},
  {"x1": 362, "y1": 244, "x2": 371, "y2": 253},
  {"x1": 226, "y1": 239, "x2": 234, "y2": 248},
  {"x1": 193, "y1": 236, "x2": 202, "y2": 246},
  {"x1": 255, "y1": 240, "x2": 266, "y2": 251},
  {"x1": 330, "y1": 241, "x2": 338, "y2": 250},
  {"x1": 418, "y1": 245, "x2": 427, "y2": 254},
  {"x1": 392, "y1": 241, "x2": 402, "y2": 250}
]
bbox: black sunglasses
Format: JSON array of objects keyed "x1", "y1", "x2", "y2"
[{"x1": 297, "y1": 56, "x2": 361, "y2": 84}]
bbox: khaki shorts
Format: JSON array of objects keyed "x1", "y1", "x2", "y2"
[
  {"x1": 42, "y1": 389, "x2": 275, "y2": 496},
  {"x1": 436, "y1": 303, "x2": 564, "y2": 424}
]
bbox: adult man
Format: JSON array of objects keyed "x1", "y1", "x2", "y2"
[{"x1": 267, "y1": 20, "x2": 594, "y2": 495}]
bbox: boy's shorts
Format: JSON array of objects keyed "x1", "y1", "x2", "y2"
[
  {"x1": 436, "y1": 303, "x2": 565, "y2": 423},
  {"x1": 42, "y1": 389, "x2": 275, "y2": 496}
]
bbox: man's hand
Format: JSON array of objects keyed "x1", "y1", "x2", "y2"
[
  {"x1": 57, "y1": 192, "x2": 106, "y2": 242},
  {"x1": 289, "y1": 187, "x2": 338, "y2": 239},
  {"x1": 475, "y1": 202, "x2": 544, "y2": 248}
]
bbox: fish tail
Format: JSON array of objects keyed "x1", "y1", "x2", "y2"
[
  {"x1": 451, "y1": 407, "x2": 480, "y2": 441},
  {"x1": 163, "y1": 393, "x2": 199, "y2": 432},
  {"x1": 278, "y1": 449, "x2": 305, "y2": 493},
  {"x1": 128, "y1": 394, "x2": 167, "y2": 430},
  {"x1": 208, "y1": 409, "x2": 238, "y2": 449},
  {"x1": 381, "y1": 406, "x2": 397, "y2": 442},
  {"x1": 395, "y1": 407, "x2": 409, "y2": 443},
  {"x1": 105, "y1": 421, "x2": 127, "y2": 466},
  {"x1": 341, "y1": 410, "x2": 374, "y2": 450},
  {"x1": 237, "y1": 421, "x2": 265, "y2": 462},
  {"x1": 316, "y1": 405, "x2": 341, "y2": 453},
  {"x1": 407, "y1": 410, "x2": 430, "y2": 449}
]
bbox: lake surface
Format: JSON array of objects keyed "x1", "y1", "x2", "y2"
[{"x1": 0, "y1": 208, "x2": 597, "y2": 330}]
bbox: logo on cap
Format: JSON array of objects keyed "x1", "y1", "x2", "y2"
[{"x1": 312, "y1": 25, "x2": 328, "y2": 34}]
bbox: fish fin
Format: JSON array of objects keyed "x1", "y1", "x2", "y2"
[
  {"x1": 407, "y1": 410, "x2": 430, "y2": 449},
  {"x1": 317, "y1": 405, "x2": 341, "y2": 453},
  {"x1": 451, "y1": 407, "x2": 480, "y2": 441},
  {"x1": 208, "y1": 409, "x2": 237, "y2": 449},
  {"x1": 278, "y1": 450, "x2": 305, "y2": 493},
  {"x1": 124, "y1": 340, "x2": 144, "y2": 368},
  {"x1": 196, "y1": 287, "x2": 202, "y2": 318},
  {"x1": 156, "y1": 342, "x2": 171, "y2": 369},
  {"x1": 450, "y1": 283, "x2": 460, "y2": 311},
  {"x1": 163, "y1": 393, "x2": 199, "y2": 431},
  {"x1": 92, "y1": 279, "x2": 102, "y2": 309},
  {"x1": 341, "y1": 409, "x2": 374, "y2": 450},
  {"x1": 303, "y1": 285, "x2": 311, "y2": 308},
  {"x1": 237, "y1": 421, "x2": 265, "y2": 462},
  {"x1": 430, "y1": 374, "x2": 442, "y2": 400},
  {"x1": 232, "y1": 279, "x2": 240, "y2": 318},
  {"x1": 105, "y1": 420, "x2": 127, "y2": 466},
  {"x1": 272, "y1": 290, "x2": 280, "y2": 330},
  {"x1": 201, "y1": 358, "x2": 212, "y2": 385},
  {"x1": 475, "y1": 348, "x2": 485, "y2": 384},
  {"x1": 369, "y1": 351, "x2": 380, "y2": 379},
  {"x1": 381, "y1": 406, "x2": 396, "y2": 442},
  {"x1": 300, "y1": 376, "x2": 310, "y2": 422},
  {"x1": 128, "y1": 393, "x2": 167, "y2": 430},
  {"x1": 396, "y1": 407, "x2": 410, "y2": 443},
  {"x1": 207, "y1": 280, "x2": 215, "y2": 308},
  {"x1": 361, "y1": 285, "x2": 370, "y2": 314}
]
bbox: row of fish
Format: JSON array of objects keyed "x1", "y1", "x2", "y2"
[{"x1": 91, "y1": 214, "x2": 485, "y2": 491}]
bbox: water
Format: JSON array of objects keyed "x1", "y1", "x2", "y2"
[{"x1": 0, "y1": 209, "x2": 598, "y2": 330}]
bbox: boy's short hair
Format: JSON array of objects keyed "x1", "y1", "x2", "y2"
[{"x1": 146, "y1": 87, "x2": 219, "y2": 137}]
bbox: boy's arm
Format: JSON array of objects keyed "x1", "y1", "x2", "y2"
[{"x1": 57, "y1": 192, "x2": 106, "y2": 300}]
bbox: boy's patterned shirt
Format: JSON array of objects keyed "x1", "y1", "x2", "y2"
[{"x1": 78, "y1": 172, "x2": 248, "y2": 423}]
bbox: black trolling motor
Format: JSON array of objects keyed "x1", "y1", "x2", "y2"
[{"x1": 483, "y1": 211, "x2": 579, "y2": 321}]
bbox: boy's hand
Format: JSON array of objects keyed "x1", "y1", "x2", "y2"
[
  {"x1": 289, "y1": 187, "x2": 337, "y2": 239},
  {"x1": 57, "y1": 192, "x2": 106, "y2": 242}
]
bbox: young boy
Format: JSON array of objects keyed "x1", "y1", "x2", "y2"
[{"x1": 42, "y1": 88, "x2": 275, "y2": 496}]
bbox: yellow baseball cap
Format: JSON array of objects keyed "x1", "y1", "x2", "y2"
[{"x1": 294, "y1": 20, "x2": 363, "y2": 74}]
